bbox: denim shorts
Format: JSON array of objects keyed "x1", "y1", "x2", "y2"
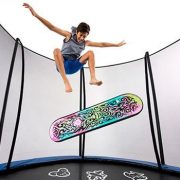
[{"x1": 56, "y1": 58, "x2": 84, "y2": 75}]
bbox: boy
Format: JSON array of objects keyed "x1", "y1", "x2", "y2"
[{"x1": 23, "y1": 3, "x2": 126, "y2": 93}]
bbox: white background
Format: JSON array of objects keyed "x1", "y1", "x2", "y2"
[{"x1": 0, "y1": 0, "x2": 180, "y2": 66}]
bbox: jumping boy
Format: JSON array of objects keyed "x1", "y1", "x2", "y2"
[{"x1": 23, "y1": 3, "x2": 126, "y2": 93}]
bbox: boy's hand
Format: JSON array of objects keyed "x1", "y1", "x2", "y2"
[
  {"x1": 117, "y1": 40, "x2": 126, "y2": 47},
  {"x1": 23, "y1": 3, "x2": 37, "y2": 17}
]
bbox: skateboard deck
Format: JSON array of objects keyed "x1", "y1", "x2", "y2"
[{"x1": 50, "y1": 93, "x2": 143, "y2": 142}]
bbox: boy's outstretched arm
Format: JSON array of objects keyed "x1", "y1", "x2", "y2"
[
  {"x1": 23, "y1": 3, "x2": 71, "y2": 38},
  {"x1": 85, "y1": 40, "x2": 126, "y2": 47}
]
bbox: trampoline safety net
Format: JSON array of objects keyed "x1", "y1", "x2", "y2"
[{"x1": 0, "y1": 24, "x2": 180, "y2": 175}]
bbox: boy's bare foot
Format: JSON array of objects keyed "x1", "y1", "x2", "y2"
[
  {"x1": 64, "y1": 81, "x2": 72, "y2": 93},
  {"x1": 89, "y1": 79, "x2": 103, "y2": 86}
]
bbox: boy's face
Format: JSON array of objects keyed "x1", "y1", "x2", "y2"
[{"x1": 76, "y1": 31, "x2": 88, "y2": 42}]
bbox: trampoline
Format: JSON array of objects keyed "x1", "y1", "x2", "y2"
[{"x1": 0, "y1": 24, "x2": 180, "y2": 180}]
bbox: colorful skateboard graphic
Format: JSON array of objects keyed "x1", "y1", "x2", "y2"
[{"x1": 50, "y1": 93, "x2": 143, "y2": 142}]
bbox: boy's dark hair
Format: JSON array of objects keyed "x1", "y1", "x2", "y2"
[{"x1": 77, "y1": 22, "x2": 90, "y2": 34}]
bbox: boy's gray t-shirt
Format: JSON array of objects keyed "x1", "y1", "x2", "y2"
[{"x1": 61, "y1": 26, "x2": 85, "y2": 60}]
